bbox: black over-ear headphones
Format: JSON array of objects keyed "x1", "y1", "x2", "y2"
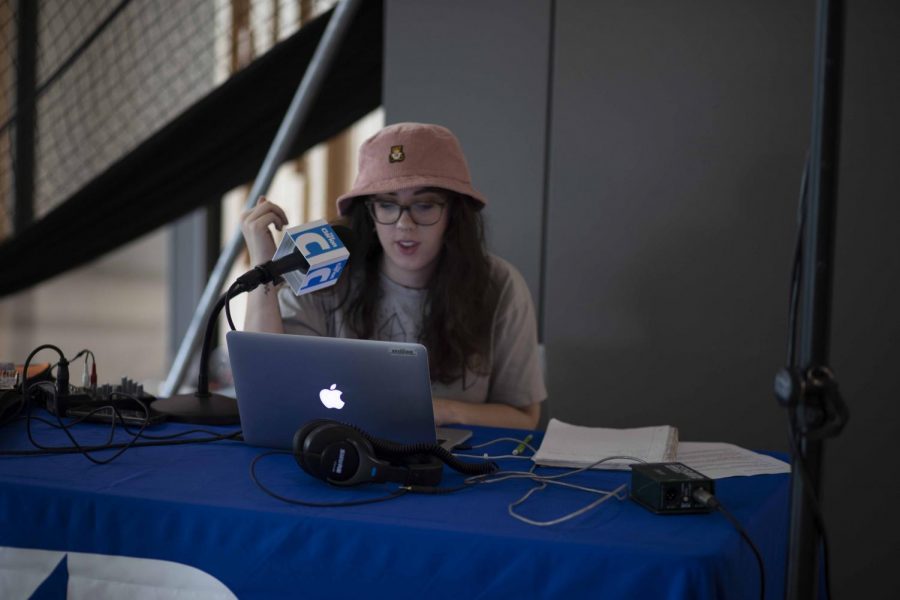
[{"x1": 293, "y1": 419, "x2": 497, "y2": 487}]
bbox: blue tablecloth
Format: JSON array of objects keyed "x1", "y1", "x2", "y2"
[{"x1": 0, "y1": 416, "x2": 788, "y2": 599}]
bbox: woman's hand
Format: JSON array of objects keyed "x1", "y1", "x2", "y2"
[
  {"x1": 241, "y1": 196, "x2": 289, "y2": 265},
  {"x1": 241, "y1": 196, "x2": 289, "y2": 334},
  {"x1": 432, "y1": 397, "x2": 459, "y2": 427},
  {"x1": 433, "y1": 397, "x2": 541, "y2": 430}
]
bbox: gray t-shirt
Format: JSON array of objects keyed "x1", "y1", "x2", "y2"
[{"x1": 277, "y1": 254, "x2": 546, "y2": 408}]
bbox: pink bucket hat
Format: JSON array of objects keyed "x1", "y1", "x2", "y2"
[{"x1": 336, "y1": 122, "x2": 487, "y2": 215}]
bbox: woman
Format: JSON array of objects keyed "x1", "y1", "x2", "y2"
[{"x1": 241, "y1": 122, "x2": 545, "y2": 429}]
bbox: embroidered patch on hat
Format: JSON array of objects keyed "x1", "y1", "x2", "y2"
[{"x1": 389, "y1": 145, "x2": 405, "y2": 163}]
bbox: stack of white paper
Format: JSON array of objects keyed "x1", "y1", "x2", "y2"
[{"x1": 533, "y1": 418, "x2": 678, "y2": 470}]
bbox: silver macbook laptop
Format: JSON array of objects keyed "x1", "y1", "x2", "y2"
[{"x1": 226, "y1": 330, "x2": 471, "y2": 451}]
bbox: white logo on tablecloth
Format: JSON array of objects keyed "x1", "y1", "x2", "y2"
[{"x1": 0, "y1": 546, "x2": 236, "y2": 599}]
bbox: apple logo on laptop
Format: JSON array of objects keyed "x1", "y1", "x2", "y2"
[{"x1": 319, "y1": 384, "x2": 345, "y2": 409}]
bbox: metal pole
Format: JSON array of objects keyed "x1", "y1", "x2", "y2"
[
  {"x1": 786, "y1": 0, "x2": 844, "y2": 597},
  {"x1": 14, "y1": 0, "x2": 37, "y2": 232},
  {"x1": 160, "y1": 0, "x2": 363, "y2": 397}
]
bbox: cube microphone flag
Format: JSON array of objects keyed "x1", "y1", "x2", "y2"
[
  {"x1": 234, "y1": 220, "x2": 352, "y2": 295},
  {"x1": 274, "y1": 220, "x2": 350, "y2": 296}
]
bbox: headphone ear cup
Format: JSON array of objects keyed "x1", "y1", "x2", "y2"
[
  {"x1": 292, "y1": 420, "x2": 445, "y2": 487},
  {"x1": 293, "y1": 418, "x2": 337, "y2": 453},
  {"x1": 319, "y1": 438, "x2": 366, "y2": 484},
  {"x1": 293, "y1": 421, "x2": 381, "y2": 485},
  {"x1": 293, "y1": 419, "x2": 342, "y2": 478}
]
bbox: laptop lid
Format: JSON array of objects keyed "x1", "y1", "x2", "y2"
[{"x1": 227, "y1": 330, "x2": 441, "y2": 450}]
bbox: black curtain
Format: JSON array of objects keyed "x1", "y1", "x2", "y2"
[{"x1": 0, "y1": 0, "x2": 382, "y2": 297}]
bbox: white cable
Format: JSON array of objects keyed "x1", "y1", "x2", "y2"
[
  {"x1": 461, "y1": 454, "x2": 644, "y2": 527},
  {"x1": 508, "y1": 483, "x2": 629, "y2": 527},
  {"x1": 466, "y1": 455, "x2": 645, "y2": 485},
  {"x1": 452, "y1": 436, "x2": 538, "y2": 461},
  {"x1": 454, "y1": 453, "x2": 534, "y2": 461},
  {"x1": 452, "y1": 438, "x2": 646, "y2": 527},
  {"x1": 483, "y1": 472, "x2": 620, "y2": 495},
  {"x1": 468, "y1": 436, "x2": 526, "y2": 449}
]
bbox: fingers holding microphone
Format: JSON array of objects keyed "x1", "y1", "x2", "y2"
[
  {"x1": 241, "y1": 196, "x2": 289, "y2": 233},
  {"x1": 241, "y1": 196, "x2": 289, "y2": 264}
]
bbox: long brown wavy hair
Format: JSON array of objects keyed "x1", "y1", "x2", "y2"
[{"x1": 335, "y1": 190, "x2": 498, "y2": 384}]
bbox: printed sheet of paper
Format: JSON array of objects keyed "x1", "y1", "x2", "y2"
[{"x1": 676, "y1": 442, "x2": 790, "y2": 479}]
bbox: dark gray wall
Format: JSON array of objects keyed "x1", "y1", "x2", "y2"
[
  {"x1": 827, "y1": 0, "x2": 900, "y2": 592},
  {"x1": 545, "y1": 1, "x2": 811, "y2": 450},
  {"x1": 384, "y1": 0, "x2": 551, "y2": 305},
  {"x1": 385, "y1": 0, "x2": 900, "y2": 596}
]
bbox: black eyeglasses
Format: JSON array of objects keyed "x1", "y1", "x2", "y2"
[{"x1": 366, "y1": 199, "x2": 446, "y2": 226}]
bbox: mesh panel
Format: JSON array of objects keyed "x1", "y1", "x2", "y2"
[
  {"x1": 0, "y1": 0, "x2": 336, "y2": 237},
  {"x1": 0, "y1": 2, "x2": 15, "y2": 234}
]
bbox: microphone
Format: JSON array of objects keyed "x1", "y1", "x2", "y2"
[
  {"x1": 234, "y1": 224, "x2": 356, "y2": 292},
  {"x1": 234, "y1": 249, "x2": 308, "y2": 291},
  {"x1": 152, "y1": 221, "x2": 356, "y2": 425}
]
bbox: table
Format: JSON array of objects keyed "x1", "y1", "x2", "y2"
[{"x1": 0, "y1": 415, "x2": 788, "y2": 599}]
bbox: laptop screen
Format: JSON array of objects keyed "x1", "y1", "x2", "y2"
[{"x1": 227, "y1": 331, "x2": 438, "y2": 450}]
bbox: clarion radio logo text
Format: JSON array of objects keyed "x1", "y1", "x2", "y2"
[
  {"x1": 332, "y1": 447, "x2": 346, "y2": 474},
  {"x1": 390, "y1": 348, "x2": 416, "y2": 356}
]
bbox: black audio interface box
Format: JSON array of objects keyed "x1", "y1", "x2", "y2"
[{"x1": 630, "y1": 462, "x2": 715, "y2": 514}]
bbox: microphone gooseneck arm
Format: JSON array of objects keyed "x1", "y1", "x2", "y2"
[{"x1": 195, "y1": 291, "x2": 231, "y2": 398}]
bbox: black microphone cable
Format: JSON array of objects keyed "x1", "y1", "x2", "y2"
[
  {"x1": 26, "y1": 390, "x2": 151, "y2": 465},
  {"x1": 11, "y1": 392, "x2": 241, "y2": 444},
  {"x1": 250, "y1": 451, "x2": 415, "y2": 507},
  {"x1": 19, "y1": 344, "x2": 151, "y2": 465},
  {"x1": 0, "y1": 430, "x2": 244, "y2": 458},
  {"x1": 692, "y1": 489, "x2": 765, "y2": 600},
  {"x1": 7, "y1": 344, "x2": 242, "y2": 462}
]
